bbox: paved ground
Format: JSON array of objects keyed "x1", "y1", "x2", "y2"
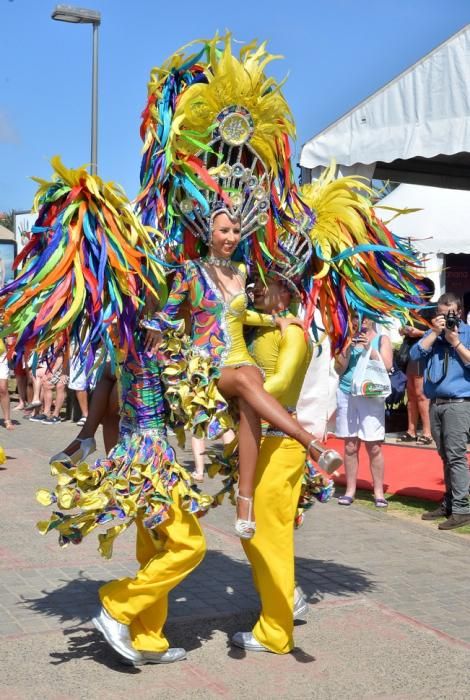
[{"x1": 1, "y1": 414, "x2": 470, "y2": 699}]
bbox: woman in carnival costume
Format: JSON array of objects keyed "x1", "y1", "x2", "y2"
[
  {"x1": 0, "y1": 160, "x2": 211, "y2": 665},
  {"x1": 136, "y1": 35, "x2": 346, "y2": 540}
]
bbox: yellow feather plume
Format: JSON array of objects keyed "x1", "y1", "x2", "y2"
[{"x1": 148, "y1": 33, "x2": 295, "y2": 176}]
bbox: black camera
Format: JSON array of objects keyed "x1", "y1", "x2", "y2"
[{"x1": 445, "y1": 310, "x2": 461, "y2": 331}]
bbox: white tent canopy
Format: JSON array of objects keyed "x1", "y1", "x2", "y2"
[
  {"x1": 0, "y1": 224, "x2": 15, "y2": 241},
  {"x1": 375, "y1": 183, "x2": 470, "y2": 254},
  {"x1": 300, "y1": 24, "x2": 470, "y2": 189}
]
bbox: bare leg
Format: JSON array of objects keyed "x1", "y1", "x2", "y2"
[
  {"x1": 191, "y1": 436, "x2": 206, "y2": 479},
  {"x1": 52, "y1": 381, "x2": 67, "y2": 418},
  {"x1": 14, "y1": 372, "x2": 28, "y2": 410},
  {"x1": 236, "y1": 398, "x2": 261, "y2": 527},
  {"x1": 62, "y1": 368, "x2": 116, "y2": 455},
  {"x1": 30, "y1": 373, "x2": 43, "y2": 405},
  {"x1": 0, "y1": 379, "x2": 13, "y2": 430},
  {"x1": 414, "y1": 376, "x2": 431, "y2": 438},
  {"x1": 343, "y1": 437, "x2": 360, "y2": 498},
  {"x1": 405, "y1": 375, "x2": 418, "y2": 437},
  {"x1": 365, "y1": 440, "x2": 385, "y2": 500},
  {"x1": 218, "y1": 366, "x2": 315, "y2": 450},
  {"x1": 75, "y1": 389, "x2": 89, "y2": 420},
  {"x1": 42, "y1": 380, "x2": 54, "y2": 417},
  {"x1": 218, "y1": 366, "x2": 339, "y2": 535},
  {"x1": 102, "y1": 381, "x2": 119, "y2": 453},
  {"x1": 222, "y1": 429, "x2": 235, "y2": 445}
]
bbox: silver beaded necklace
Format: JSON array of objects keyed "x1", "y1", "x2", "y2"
[{"x1": 203, "y1": 255, "x2": 237, "y2": 273}]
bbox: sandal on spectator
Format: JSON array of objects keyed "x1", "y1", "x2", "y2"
[
  {"x1": 374, "y1": 497, "x2": 388, "y2": 508},
  {"x1": 25, "y1": 400, "x2": 42, "y2": 410},
  {"x1": 397, "y1": 432, "x2": 417, "y2": 442},
  {"x1": 338, "y1": 495, "x2": 354, "y2": 506},
  {"x1": 417, "y1": 435, "x2": 433, "y2": 445},
  {"x1": 76, "y1": 416, "x2": 87, "y2": 427}
]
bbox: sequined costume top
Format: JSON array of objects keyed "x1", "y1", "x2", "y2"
[
  {"x1": 118, "y1": 329, "x2": 168, "y2": 435},
  {"x1": 145, "y1": 260, "x2": 275, "y2": 368}
]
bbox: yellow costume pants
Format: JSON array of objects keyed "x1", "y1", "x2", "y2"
[
  {"x1": 99, "y1": 482, "x2": 206, "y2": 652},
  {"x1": 242, "y1": 436, "x2": 305, "y2": 654}
]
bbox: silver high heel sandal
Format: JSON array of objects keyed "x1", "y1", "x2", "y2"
[
  {"x1": 49, "y1": 437, "x2": 97, "y2": 466},
  {"x1": 235, "y1": 494, "x2": 256, "y2": 540},
  {"x1": 308, "y1": 440, "x2": 343, "y2": 475}
]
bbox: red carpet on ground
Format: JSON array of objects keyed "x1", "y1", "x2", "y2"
[{"x1": 325, "y1": 437, "x2": 447, "y2": 502}]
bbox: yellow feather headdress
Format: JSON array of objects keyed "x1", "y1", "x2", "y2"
[{"x1": 137, "y1": 33, "x2": 303, "y2": 263}]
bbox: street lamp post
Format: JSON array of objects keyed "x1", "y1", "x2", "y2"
[{"x1": 51, "y1": 5, "x2": 101, "y2": 175}]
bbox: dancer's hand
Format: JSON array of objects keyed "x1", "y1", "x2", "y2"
[
  {"x1": 144, "y1": 329, "x2": 162, "y2": 355},
  {"x1": 274, "y1": 315, "x2": 304, "y2": 335}
]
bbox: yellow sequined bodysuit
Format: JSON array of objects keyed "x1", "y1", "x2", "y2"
[{"x1": 223, "y1": 290, "x2": 275, "y2": 369}]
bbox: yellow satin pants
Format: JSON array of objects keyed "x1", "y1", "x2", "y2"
[
  {"x1": 242, "y1": 436, "x2": 305, "y2": 654},
  {"x1": 99, "y1": 482, "x2": 206, "y2": 652}
]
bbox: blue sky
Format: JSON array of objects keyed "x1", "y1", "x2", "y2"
[{"x1": 1, "y1": 0, "x2": 469, "y2": 211}]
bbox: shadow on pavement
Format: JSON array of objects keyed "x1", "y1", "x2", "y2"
[
  {"x1": 50, "y1": 626, "x2": 142, "y2": 674},
  {"x1": 19, "y1": 551, "x2": 374, "y2": 624},
  {"x1": 19, "y1": 549, "x2": 373, "y2": 666}
]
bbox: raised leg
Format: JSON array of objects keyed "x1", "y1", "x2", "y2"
[{"x1": 218, "y1": 366, "x2": 314, "y2": 451}]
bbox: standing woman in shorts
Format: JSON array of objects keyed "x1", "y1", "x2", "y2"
[
  {"x1": 334, "y1": 314, "x2": 393, "y2": 507},
  {"x1": 0, "y1": 334, "x2": 13, "y2": 430}
]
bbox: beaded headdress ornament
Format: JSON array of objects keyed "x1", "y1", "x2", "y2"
[{"x1": 136, "y1": 34, "x2": 310, "y2": 265}]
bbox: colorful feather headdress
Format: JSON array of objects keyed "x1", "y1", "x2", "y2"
[
  {"x1": 136, "y1": 33, "x2": 310, "y2": 267},
  {"x1": 297, "y1": 164, "x2": 428, "y2": 352},
  {"x1": 0, "y1": 157, "x2": 165, "y2": 369}
]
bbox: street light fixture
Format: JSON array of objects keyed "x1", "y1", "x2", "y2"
[{"x1": 51, "y1": 5, "x2": 101, "y2": 175}]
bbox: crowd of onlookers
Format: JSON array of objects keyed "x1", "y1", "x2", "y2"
[
  {"x1": 332, "y1": 290, "x2": 470, "y2": 530},
  {"x1": 0, "y1": 340, "x2": 94, "y2": 430}
]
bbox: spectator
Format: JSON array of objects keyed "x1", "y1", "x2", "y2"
[
  {"x1": 13, "y1": 359, "x2": 29, "y2": 412},
  {"x1": 334, "y1": 314, "x2": 393, "y2": 507},
  {"x1": 41, "y1": 353, "x2": 68, "y2": 424},
  {"x1": 0, "y1": 335, "x2": 13, "y2": 430},
  {"x1": 29, "y1": 351, "x2": 67, "y2": 424},
  {"x1": 68, "y1": 350, "x2": 99, "y2": 426},
  {"x1": 25, "y1": 354, "x2": 45, "y2": 417},
  {"x1": 411, "y1": 293, "x2": 470, "y2": 530},
  {"x1": 397, "y1": 278, "x2": 435, "y2": 445}
]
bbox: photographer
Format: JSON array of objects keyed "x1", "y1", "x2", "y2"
[{"x1": 410, "y1": 293, "x2": 470, "y2": 530}]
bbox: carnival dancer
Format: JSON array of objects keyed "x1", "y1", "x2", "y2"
[
  {"x1": 228, "y1": 165, "x2": 430, "y2": 652},
  {"x1": 138, "y1": 36, "x2": 344, "y2": 539},
  {"x1": 0, "y1": 161, "x2": 211, "y2": 666},
  {"x1": 230, "y1": 267, "x2": 318, "y2": 653}
]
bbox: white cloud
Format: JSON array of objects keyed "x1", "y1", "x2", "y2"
[{"x1": 0, "y1": 109, "x2": 20, "y2": 144}]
